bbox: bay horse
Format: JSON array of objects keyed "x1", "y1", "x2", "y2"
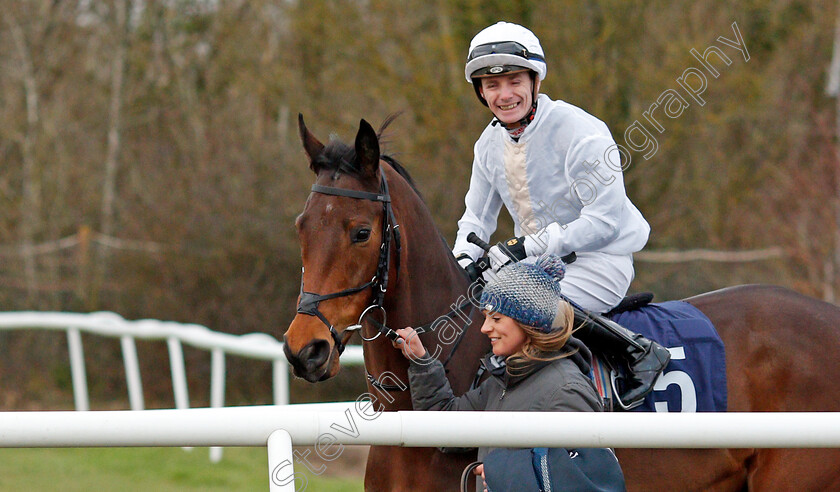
[{"x1": 283, "y1": 115, "x2": 840, "y2": 491}]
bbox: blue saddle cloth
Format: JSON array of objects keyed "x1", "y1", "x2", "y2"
[{"x1": 610, "y1": 300, "x2": 727, "y2": 413}]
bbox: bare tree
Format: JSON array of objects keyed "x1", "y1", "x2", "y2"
[
  {"x1": 97, "y1": 0, "x2": 130, "y2": 291},
  {"x1": 4, "y1": 10, "x2": 41, "y2": 304}
]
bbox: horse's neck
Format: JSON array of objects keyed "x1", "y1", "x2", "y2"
[
  {"x1": 363, "y1": 166, "x2": 483, "y2": 411},
  {"x1": 384, "y1": 165, "x2": 471, "y2": 327}
]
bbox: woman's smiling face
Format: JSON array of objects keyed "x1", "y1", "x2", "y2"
[{"x1": 480, "y1": 311, "x2": 528, "y2": 357}]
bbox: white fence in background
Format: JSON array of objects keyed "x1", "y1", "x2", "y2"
[
  {"x1": 1, "y1": 407, "x2": 839, "y2": 491},
  {"x1": 0, "y1": 311, "x2": 365, "y2": 461}
]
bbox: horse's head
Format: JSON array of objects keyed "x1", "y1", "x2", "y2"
[{"x1": 284, "y1": 115, "x2": 394, "y2": 382}]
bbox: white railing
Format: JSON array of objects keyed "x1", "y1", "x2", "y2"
[
  {"x1": 1, "y1": 407, "x2": 839, "y2": 491},
  {"x1": 3, "y1": 314, "x2": 840, "y2": 489},
  {"x1": 0, "y1": 311, "x2": 365, "y2": 461}
]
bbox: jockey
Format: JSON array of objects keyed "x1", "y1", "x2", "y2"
[{"x1": 452, "y1": 21, "x2": 670, "y2": 408}]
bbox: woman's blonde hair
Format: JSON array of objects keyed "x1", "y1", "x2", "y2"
[{"x1": 506, "y1": 299, "x2": 577, "y2": 375}]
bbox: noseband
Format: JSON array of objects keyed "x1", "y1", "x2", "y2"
[{"x1": 296, "y1": 171, "x2": 401, "y2": 354}]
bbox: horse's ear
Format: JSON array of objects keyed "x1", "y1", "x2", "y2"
[
  {"x1": 354, "y1": 119, "x2": 380, "y2": 178},
  {"x1": 298, "y1": 113, "x2": 325, "y2": 173}
]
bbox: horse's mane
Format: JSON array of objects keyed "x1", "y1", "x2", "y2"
[{"x1": 314, "y1": 114, "x2": 423, "y2": 200}]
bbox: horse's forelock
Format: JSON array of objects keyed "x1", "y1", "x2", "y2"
[
  {"x1": 312, "y1": 122, "x2": 423, "y2": 199},
  {"x1": 311, "y1": 140, "x2": 358, "y2": 180}
]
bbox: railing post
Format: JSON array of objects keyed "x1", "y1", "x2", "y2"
[
  {"x1": 267, "y1": 429, "x2": 300, "y2": 492},
  {"x1": 209, "y1": 348, "x2": 225, "y2": 463},
  {"x1": 167, "y1": 337, "x2": 190, "y2": 410},
  {"x1": 272, "y1": 358, "x2": 290, "y2": 406},
  {"x1": 167, "y1": 336, "x2": 191, "y2": 451},
  {"x1": 66, "y1": 326, "x2": 89, "y2": 411},
  {"x1": 120, "y1": 335, "x2": 144, "y2": 411}
]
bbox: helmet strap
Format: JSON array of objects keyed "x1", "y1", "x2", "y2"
[{"x1": 492, "y1": 102, "x2": 537, "y2": 139}]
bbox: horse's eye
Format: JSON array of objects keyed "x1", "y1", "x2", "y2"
[{"x1": 352, "y1": 228, "x2": 371, "y2": 243}]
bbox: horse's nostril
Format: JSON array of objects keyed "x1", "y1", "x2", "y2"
[
  {"x1": 283, "y1": 341, "x2": 300, "y2": 369},
  {"x1": 299, "y1": 339, "x2": 331, "y2": 372}
]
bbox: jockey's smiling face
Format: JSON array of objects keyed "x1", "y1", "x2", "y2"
[
  {"x1": 480, "y1": 311, "x2": 528, "y2": 357},
  {"x1": 479, "y1": 71, "x2": 539, "y2": 126}
]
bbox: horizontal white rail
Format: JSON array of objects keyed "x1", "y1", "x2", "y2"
[
  {"x1": 0, "y1": 312, "x2": 365, "y2": 363},
  {"x1": 1, "y1": 407, "x2": 839, "y2": 449},
  {"x1": 0, "y1": 311, "x2": 366, "y2": 462}
]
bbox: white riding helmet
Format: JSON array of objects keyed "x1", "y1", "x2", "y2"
[{"x1": 464, "y1": 21, "x2": 547, "y2": 83}]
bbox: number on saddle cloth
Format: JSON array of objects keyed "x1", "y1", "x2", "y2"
[{"x1": 592, "y1": 299, "x2": 727, "y2": 413}]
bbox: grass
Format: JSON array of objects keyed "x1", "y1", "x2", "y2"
[{"x1": 0, "y1": 447, "x2": 364, "y2": 492}]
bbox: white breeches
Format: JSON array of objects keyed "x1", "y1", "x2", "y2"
[{"x1": 557, "y1": 252, "x2": 635, "y2": 313}]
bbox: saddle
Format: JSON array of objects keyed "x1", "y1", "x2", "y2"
[{"x1": 606, "y1": 292, "x2": 655, "y2": 316}]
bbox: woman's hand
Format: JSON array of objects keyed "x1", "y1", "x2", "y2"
[
  {"x1": 473, "y1": 463, "x2": 487, "y2": 492},
  {"x1": 392, "y1": 327, "x2": 426, "y2": 360}
]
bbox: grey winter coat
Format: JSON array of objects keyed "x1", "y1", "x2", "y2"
[{"x1": 407, "y1": 338, "x2": 602, "y2": 463}]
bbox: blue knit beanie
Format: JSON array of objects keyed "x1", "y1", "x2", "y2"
[{"x1": 479, "y1": 254, "x2": 567, "y2": 333}]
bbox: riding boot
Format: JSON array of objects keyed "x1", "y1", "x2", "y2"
[{"x1": 572, "y1": 308, "x2": 671, "y2": 409}]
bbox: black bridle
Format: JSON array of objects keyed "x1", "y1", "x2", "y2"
[{"x1": 296, "y1": 172, "x2": 401, "y2": 355}]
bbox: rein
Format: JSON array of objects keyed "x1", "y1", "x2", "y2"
[{"x1": 363, "y1": 290, "x2": 481, "y2": 393}]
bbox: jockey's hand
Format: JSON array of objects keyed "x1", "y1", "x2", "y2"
[
  {"x1": 392, "y1": 327, "x2": 426, "y2": 361},
  {"x1": 456, "y1": 253, "x2": 473, "y2": 270},
  {"x1": 456, "y1": 253, "x2": 483, "y2": 282},
  {"x1": 488, "y1": 236, "x2": 528, "y2": 271}
]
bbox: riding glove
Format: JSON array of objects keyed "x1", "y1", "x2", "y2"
[
  {"x1": 488, "y1": 236, "x2": 527, "y2": 271},
  {"x1": 456, "y1": 253, "x2": 484, "y2": 282}
]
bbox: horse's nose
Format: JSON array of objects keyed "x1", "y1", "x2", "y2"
[
  {"x1": 299, "y1": 339, "x2": 331, "y2": 371},
  {"x1": 284, "y1": 337, "x2": 331, "y2": 381}
]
